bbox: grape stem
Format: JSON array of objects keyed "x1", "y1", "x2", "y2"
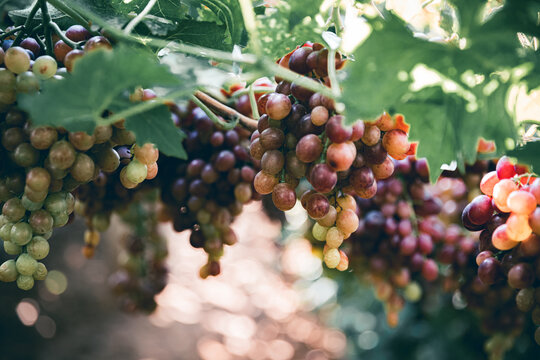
[
  {"x1": 39, "y1": 0, "x2": 54, "y2": 57},
  {"x1": 194, "y1": 90, "x2": 258, "y2": 130},
  {"x1": 327, "y1": 48, "x2": 342, "y2": 98},
  {"x1": 248, "y1": 85, "x2": 260, "y2": 119},
  {"x1": 331, "y1": 2, "x2": 344, "y2": 37},
  {"x1": 190, "y1": 95, "x2": 238, "y2": 131},
  {"x1": 230, "y1": 86, "x2": 275, "y2": 98},
  {"x1": 44, "y1": 0, "x2": 96, "y2": 34},
  {"x1": 124, "y1": 0, "x2": 157, "y2": 35},
  {"x1": 101, "y1": 88, "x2": 191, "y2": 125},
  {"x1": 13, "y1": 0, "x2": 41, "y2": 46},
  {"x1": 48, "y1": 21, "x2": 82, "y2": 49},
  {"x1": 0, "y1": 26, "x2": 24, "y2": 40}
]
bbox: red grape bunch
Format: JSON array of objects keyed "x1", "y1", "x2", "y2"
[
  {"x1": 462, "y1": 156, "x2": 540, "y2": 346},
  {"x1": 341, "y1": 157, "x2": 444, "y2": 326},
  {"x1": 156, "y1": 103, "x2": 259, "y2": 278},
  {"x1": 250, "y1": 42, "x2": 415, "y2": 270}
]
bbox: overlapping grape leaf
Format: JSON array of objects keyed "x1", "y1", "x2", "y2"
[
  {"x1": 507, "y1": 141, "x2": 540, "y2": 173},
  {"x1": 124, "y1": 105, "x2": 187, "y2": 160},
  {"x1": 109, "y1": 0, "x2": 244, "y2": 49},
  {"x1": 166, "y1": 20, "x2": 229, "y2": 50},
  {"x1": 341, "y1": 3, "x2": 539, "y2": 180},
  {"x1": 17, "y1": 45, "x2": 189, "y2": 158},
  {"x1": 256, "y1": 0, "x2": 325, "y2": 58}
]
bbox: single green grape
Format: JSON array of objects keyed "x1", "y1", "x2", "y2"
[
  {"x1": 33, "y1": 55, "x2": 58, "y2": 80},
  {"x1": 21, "y1": 195, "x2": 44, "y2": 211},
  {"x1": 4, "y1": 240, "x2": 22, "y2": 255},
  {"x1": 125, "y1": 159, "x2": 147, "y2": 184},
  {"x1": 2, "y1": 197, "x2": 26, "y2": 222},
  {"x1": 0, "y1": 68, "x2": 16, "y2": 90},
  {"x1": 17, "y1": 274, "x2": 34, "y2": 290},
  {"x1": 4, "y1": 46, "x2": 31, "y2": 74},
  {"x1": 0, "y1": 259, "x2": 18, "y2": 282},
  {"x1": 15, "y1": 253, "x2": 38, "y2": 276},
  {"x1": 44, "y1": 192, "x2": 68, "y2": 214},
  {"x1": 10, "y1": 222, "x2": 33, "y2": 246},
  {"x1": 33, "y1": 262, "x2": 47, "y2": 280},
  {"x1": 27, "y1": 236, "x2": 49, "y2": 260},
  {"x1": 53, "y1": 212, "x2": 69, "y2": 227},
  {"x1": 0, "y1": 222, "x2": 13, "y2": 241}
]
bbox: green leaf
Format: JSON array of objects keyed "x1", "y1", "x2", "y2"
[
  {"x1": 18, "y1": 45, "x2": 180, "y2": 132},
  {"x1": 507, "y1": 141, "x2": 540, "y2": 173},
  {"x1": 125, "y1": 105, "x2": 187, "y2": 159},
  {"x1": 167, "y1": 20, "x2": 229, "y2": 50}
]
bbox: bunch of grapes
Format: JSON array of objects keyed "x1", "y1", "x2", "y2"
[
  {"x1": 333, "y1": 157, "x2": 444, "y2": 326},
  {"x1": 250, "y1": 43, "x2": 414, "y2": 270},
  {"x1": 462, "y1": 156, "x2": 540, "y2": 346},
  {"x1": 157, "y1": 103, "x2": 259, "y2": 277},
  {"x1": 73, "y1": 143, "x2": 158, "y2": 258},
  {"x1": 108, "y1": 204, "x2": 168, "y2": 313},
  {"x1": 0, "y1": 26, "x2": 159, "y2": 290}
]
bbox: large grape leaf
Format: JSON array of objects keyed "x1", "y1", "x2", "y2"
[
  {"x1": 18, "y1": 45, "x2": 190, "y2": 158},
  {"x1": 340, "y1": 6, "x2": 536, "y2": 181}
]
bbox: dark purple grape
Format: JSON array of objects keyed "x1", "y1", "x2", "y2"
[
  {"x1": 306, "y1": 193, "x2": 330, "y2": 219},
  {"x1": 364, "y1": 142, "x2": 388, "y2": 165},
  {"x1": 309, "y1": 164, "x2": 337, "y2": 193},
  {"x1": 507, "y1": 263, "x2": 535, "y2": 289},
  {"x1": 214, "y1": 150, "x2": 235, "y2": 172},
  {"x1": 296, "y1": 134, "x2": 322, "y2": 163},
  {"x1": 272, "y1": 183, "x2": 296, "y2": 211},
  {"x1": 288, "y1": 47, "x2": 313, "y2": 74},
  {"x1": 325, "y1": 115, "x2": 352, "y2": 143},
  {"x1": 478, "y1": 257, "x2": 502, "y2": 285}
]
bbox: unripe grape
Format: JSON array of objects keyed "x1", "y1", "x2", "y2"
[
  {"x1": 492, "y1": 224, "x2": 518, "y2": 250},
  {"x1": 4, "y1": 240, "x2": 22, "y2": 255},
  {"x1": 120, "y1": 167, "x2": 138, "y2": 189},
  {"x1": 13, "y1": 142, "x2": 39, "y2": 167},
  {"x1": 49, "y1": 140, "x2": 76, "y2": 170},
  {"x1": 4, "y1": 46, "x2": 30, "y2": 74},
  {"x1": 0, "y1": 223, "x2": 13, "y2": 241},
  {"x1": 2, "y1": 197, "x2": 26, "y2": 222},
  {"x1": 70, "y1": 153, "x2": 95, "y2": 183},
  {"x1": 10, "y1": 222, "x2": 33, "y2": 246},
  {"x1": 234, "y1": 182, "x2": 252, "y2": 203},
  {"x1": 336, "y1": 250, "x2": 349, "y2": 271},
  {"x1": 404, "y1": 282, "x2": 422, "y2": 302},
  {"x1": 311, "y1": 106, "x2": 329, "y2": 126},
  {"x1": 84, "y1": 230, "x2": 100, "y2": 247},
  {"x1": 326, "y1": 227, "x2": 344, "y2": 248},
  {"x1": 27, "y1": 236, "x2": 50, "y2": 260},
  {"x1": 0, "y1": 68, "x2": 16, "y2": 90},
  {"x1": 93, "y1": 125, "x2": 113, "y2": 144},
  {"x1": 96, "y1": 147, "x2": 120, "y2": 172},
  {"x1": 44, "y1": 192, "x2": 68, "y2": 214},
  {"x1": 30, "y1": 126, "x2": 58, "y2": 150},
  {"x1": 33, "y1": 263, "x2": 47, "y2": 280},
  {"x1": 53, "y1": 212, "x2": 69, "y2": 227},
  {"x1": 0, "y1": 259, "x2": 18, "y2": 282},
  {"x1": 26, "y1": 167, "x2": 51, "y2": 192},
  {"x1": 324, "y1": 248, "x2": 341, "y2": 268},
  {"x1": 312, "y1": 223, "x2": 328, "y2": 241},
  {"x1": 125, "y1": 159, "x2": 147, "y2": 184},
  {"x1": 91, "y1": 213, "x2": 110, "y2": 232},
  {"x1": 16, "y1": 253, "x2": 38, "y2": 276},
  {"x1": 16, "y1": 275, "x2": 34, "y2": 290},
  {"x1": 33, "y1": 55, "x2": 58, "y2": 79},
  {"x1": 69, "y1": 131, "x2": 95, "y2": 151},
  {"x1": 337, "y1": 195, "x2": 356, "y2": 212}
]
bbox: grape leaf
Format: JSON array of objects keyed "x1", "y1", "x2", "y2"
[
  {"x1": 124, "y1": 105, "x2": 187, "y2": 159},
  {"x1": 507, "y1": 141, "x2": 540, "y2": 173},
  {"x1": 166, "y1": 20, "x2": 229, "y2": 50},
  {"x1": 17, "y1": 45, "x2": 191, "y2": 157}
]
